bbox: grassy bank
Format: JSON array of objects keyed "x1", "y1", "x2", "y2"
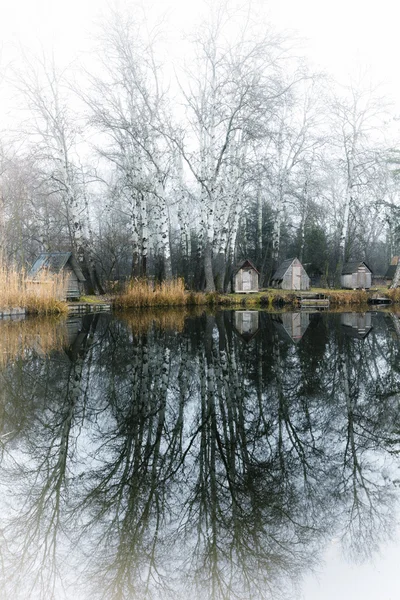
[
  {"x1": 113, "y1": 280, "x2": 396, "y2": 309},
  {"x1": 0, "y1": 264, "x2": 68, "y2": 315},
  {"x1": 229, "y1": 288, "x2": 383, "y2": 307}
]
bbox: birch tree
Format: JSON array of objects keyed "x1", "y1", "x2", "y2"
[
  {"x1": 82, "y1": 10, "x2": 173, "y2": 280},
  {"x1": 170, "y1": 7, "x2": 292, "y2": 291},
  {"x1": 12, "y1": 53, "x2": 103, "y2": 293},
  {"x1": 330, "y1": 82, "x2": 387, "y2": 285},
  {"x1": 265, "y1": 78, "x2": 325, "y2": 275}
]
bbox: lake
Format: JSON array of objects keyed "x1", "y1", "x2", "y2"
[{"x1": 0, "y1": 308, "x2": 399, "y2": 600}]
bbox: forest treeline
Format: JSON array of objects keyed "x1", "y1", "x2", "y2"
[{"x1": 0, "y1": 2, "x2": 399, "y2": 292}]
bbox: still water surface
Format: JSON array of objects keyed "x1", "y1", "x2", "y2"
[{"x1": 0, "y1": 308, "x2": 399, "y2": 600}]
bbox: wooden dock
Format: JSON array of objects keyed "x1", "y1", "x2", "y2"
[
  {"x1": 0, "y1": 307, "x2": 26, "y2": 320},
  {"x1": 297, "y1": 293, "x2": 330, "y2": 308},
  {"x1": 67, "y1": 303, "x2": 112, "y2": 315},
  {"x1": 368, "y1": 296, "x2": 392, "y2": 305}
]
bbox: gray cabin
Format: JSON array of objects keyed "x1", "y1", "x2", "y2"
[
  {"x1": 233, "y1": 260, "x2": 259, "y2": 293},
  {"x1": 341, "y1": 261, "x2": 372, "y2": 290},
  {"x1": 270, "y1": 258, "x2": 310, "y2": 290},
  {"x1": 28, "y1": 252, "x2": 86, "y2": 300},
  {"x1": 384, "y1": 257, "x2": 399, "y2": 286},
  {"x1": 385, "y1": 264, "x2": 397, "y2": 286}
]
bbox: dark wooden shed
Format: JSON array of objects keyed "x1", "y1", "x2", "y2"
[
  {"x1": 270, "y1": 258, "x2": 310, "y2": 290},
  {"x1": 28, "y1": 252, "x2": 86, "y2": 300},
  {"x1": 341, "y1": 261, "x2": 372, "y2": 290},
  {"x1": 233, "y1": 260, "x2": 259, "y2": 293},
  {"x1": 384, "y1": 257, "x2": 399, "y2": 286}
]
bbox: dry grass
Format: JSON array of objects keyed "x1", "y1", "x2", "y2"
[
  {"x1": 386, "y1": 288, "x2": 400, "y2": 303},
  {"x1": 114, "y1": 278, "x2": 234, "y2": 308},
  {"x1": 325, "y1": 290, "x2": 369, "y2": 306},
  {"x1": 0, "y1": 263, "x2": 68, "y2": 315}
]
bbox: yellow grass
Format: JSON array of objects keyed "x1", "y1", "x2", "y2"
[
  {"x1": 114, "y1": 278, "x2": 227, "y2": 308},
  {"x1": 0, "y1": 263, "x2": 68, "y2": 315},
  {"x1": 386, "y1": 288, "x2": 400, "y2": 303}
]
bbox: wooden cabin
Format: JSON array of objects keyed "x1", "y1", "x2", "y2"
[
  {"x1": 385, "y1": 265, "x2": 397, "y2": 286},
  {"x1": 233, "y1": 260, "x2": 260, "y2": 293},
  {"x1": 232, "y1": 311, "x2": 260, "y2": 343},
  {"x1": 341, "y1": 261, "x2": 372, "y2": 290},
  {"x1": 270, "y1": 258, "x2": 310, "y2": 290},
  {"x1": 384, "y1": 256, "x2": 399, "y2": 286},
  {"x1": 28, "y1": 252, "x2": 86, "y2": 300}
]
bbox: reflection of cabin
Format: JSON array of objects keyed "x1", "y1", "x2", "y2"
[
  {"x1": 233, "y1": 260, "x2": 259, "y2": 293},
  {"x1": 384, "y1": 256, "x2": 399, "y2": 286},
  {"x1": 341, "y1": 313, "x2": 372, "y2": 339},
  {"x1": 273, "y1": 312, "x2": 310, "y2": 343},
  {"x1": 28, "y1": 252, "x2": 86, "y2": 300},
  {"x1": 341, "y1": 261, "x2": 372, "y2": 290},
  {"x1": 270, "y1": 258, "x2": 310, "y2": 290},
  {"x1": 233, "y1": 311, "x2": 260, "y2": 342}
]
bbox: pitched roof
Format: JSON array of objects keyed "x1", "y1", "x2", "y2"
[
  {"x1": 385, "y1": 264, "x2": 397, "y2": 279},
  {"x1": 271, "y1": 258, "x2": 303, "y2": 281},
  {"x1": 29, "y1": 252, "x2": 86, "y2": 281},
  {"x1": 341, "y1": 261, "x2": 372, "y2": 275},
  {"x1": 234, "y1": 259, "x2": 260, "y2": 275}
]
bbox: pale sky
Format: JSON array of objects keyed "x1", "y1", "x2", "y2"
[
  {"x1": 0, "y1": 0, "x2": 398, "y2": 82},
  {"x1": 1, "y1": 0, "x2": 399, "y2": 126}
]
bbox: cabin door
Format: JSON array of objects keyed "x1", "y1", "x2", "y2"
[
  {"x1": 358, "y1": 268, "x2": 366, "y2": 288},
  {"x1": 292, "y1": 264, "x2": 301, "y2": 290},
  {"x1": 242, "y1": 270, "x2": 251, "y2": 291}
]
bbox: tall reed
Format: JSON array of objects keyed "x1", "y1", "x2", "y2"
[
  {"x1": 0, "y1": 262, "x2": 68, "y2": 315},
  {"x1": 115, "y1": 278, "x2": 212, "y2": 308}
]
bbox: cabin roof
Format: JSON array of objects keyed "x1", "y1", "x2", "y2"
[
  {"x1": 271, "y1": 258, "x2": 306, "y2": 281},
  {"x1": 341, "y1": 261, "x2": 372, "y2": 275},
  {"x1": 234, "y1": 259, "x2": 260, "y2": 275},
  {"x1": 385, "y1": 264, "x2": 397, "y2": 279},
  {"x1": 29, "y1": 252, "x2": 86, "y2": 281}
]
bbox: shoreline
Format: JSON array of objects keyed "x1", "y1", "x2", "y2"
[{"x1": 111, "y1": 287, "x2": 399, "y2": 310}]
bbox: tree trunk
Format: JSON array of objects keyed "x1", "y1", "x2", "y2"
[
  {"x1": 140, "y1": 192, "x2": 148, "y2": 277},
  {"x1": 271, "y1": 180, "x2": 285, "y2": 274},
  {"x1": 256, "y1": 187, "x2": 263, "y2": 267}
]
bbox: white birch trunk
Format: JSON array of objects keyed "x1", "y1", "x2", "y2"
[
  {"x1": 271, "y1": 178, "x2": 285, "y2": 268},
  {"x1": 140, "y1": 192, "x2": 148, "y2": 277},
  {"x1": 256, "y1": 186, "x2": 263, "y2": 265},
  {"x1": 128, "y1": 193, "x2": 140, "y2": 278},
  {"x1": 159, "y1": 195, "x2": 172, "y2": 280}
]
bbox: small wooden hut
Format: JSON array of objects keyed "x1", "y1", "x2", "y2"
[
  {"x1": 341, "y1": 261, "x2": 372, "y2": 290},
  {"x1": 232, "y1": 311, "x2": 260, "y2": 343},
  {"x1": 270, "y1": 258, "x2": 310, "y2": 290},
  {"x1": 233, "y1": 260, "x2": 259, "y2": 293},
  {"x1": 384, "y1": 257, "x2": 399, "y2": 286},
  {"x1": 28, "y1": 252, "x2": 86, "y2": 300}
]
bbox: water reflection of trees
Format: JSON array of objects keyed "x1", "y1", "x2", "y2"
[{"x1": 0, "y1": 310, "x2": 400, "y2": 599}]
